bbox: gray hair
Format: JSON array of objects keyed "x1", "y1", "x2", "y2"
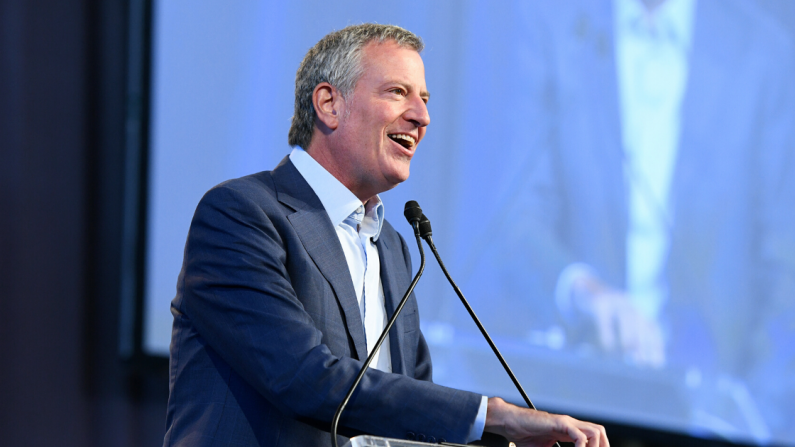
[{"x1": 287, "y1": 24, "x2": 424, "y2": 149}]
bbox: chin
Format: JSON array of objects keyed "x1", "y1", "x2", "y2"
[
  {"x1": 388, "y1": 169, "x2": 411, "y2": 185},
  {"x1": 378, "y1": 175, "x2": 408, "y2": 192}
]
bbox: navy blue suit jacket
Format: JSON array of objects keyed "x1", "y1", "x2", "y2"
[{"x1": 163, "y1": 157, "x2": 481, "y2": 446}]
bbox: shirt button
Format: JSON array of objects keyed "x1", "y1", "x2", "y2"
[
  {"x1": 406, "y1": 432, "x2": 416, "y2": 440},
  {"x1": 427, "y1": 436, "x2": 436, "y2": 443},
  {"x1": 417, "y1": 434, "x2": 426, "y2": 442}
]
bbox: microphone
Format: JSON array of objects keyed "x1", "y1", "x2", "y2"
[
  {"x1": 418, "y1": 212, "x2": 561, "y2": 447},
  {"x1": 404, "y1": 200, "x2": 424, "y2": 229},
  {"x1": 418, "y1": 213, "x2": 432, "y2": 239},
  {"x1": 330, "y1": 201, "x2": 428, "y2": 447}
]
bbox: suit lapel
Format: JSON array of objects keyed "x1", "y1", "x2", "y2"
[
  {"x1": 667, "y1": 0, "x2": 735, "y2": 301},
  {"x1": 376, "y1": 232, "x2": 408, "y2": 375},
  {"x1": 271, "y1": 157, "x2": 368, "y2": 361},
  {"x1": 594, "y1": 4, "x2": 628, "y2": 239},
  {"x1": 673, "y1": 0, "x2": 730, "y2": 224},
  {"x1": 574, "y1": 1, "x2": 629, "y2": 280}
]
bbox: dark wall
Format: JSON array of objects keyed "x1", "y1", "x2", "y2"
[{"x1": 0, "y1": 1, "x2": 167, "y2": 446}]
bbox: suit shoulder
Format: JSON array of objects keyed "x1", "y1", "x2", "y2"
[
  {"x1": 189, "y1": 171, "x2": 287, "y2": 228},
  {"x1": 723, "y1": 0, "x2": 794, "y2": 53},
  {"x1": 203, "y1": 171, "x2": 277, "y2": 203}
]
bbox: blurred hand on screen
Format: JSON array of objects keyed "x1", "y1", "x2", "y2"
[
  {"x1": 485, "y1": 397, "x2": 609, "y2": 447},
  {"x1": 574, "y1": 277, "x2": 666, "y2": 368}
]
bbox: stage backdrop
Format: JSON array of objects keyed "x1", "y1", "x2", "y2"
[{"x1": 144, "y1": 1, "x2": 795, "y2": 445}]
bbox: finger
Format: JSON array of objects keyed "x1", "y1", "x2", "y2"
[
  {"x1": 618, "y1": 306, "x2": 639, "y2": 353},
  {"x1": 565, "y1": 424, "x2": 588, "y2": 447},
  {"x1": 579, "y1": 423, "x2": 602, "y2": 447},
  {"x1": 573, "y1": 431, "x2": 588, "y2": 447},
  {"x1": 649, "y1": 323, "x2": 666, "y2": 367},
  {"x1": 633, "y1": 316, "x2": 651, "y2": 364},
  {"x1": 635, "y1": 319, "x2": 664, "y2": 367},
  {"x1": 594, "y1": 302, "x2": 616, "y2": 350},
  {"x1": 596, "y1": 423, "x2": 609, "y2": 447}
]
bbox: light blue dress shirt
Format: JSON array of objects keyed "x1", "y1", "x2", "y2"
[
  {"x1": 289, "y1": 148, "x2": 392, "y2": 372},
  {"x1": 289, "y1": 148, "x2": 488, "y2": 441},
  {"x1": 615, "y1": 0, "x2": 695, "y2": 319}
]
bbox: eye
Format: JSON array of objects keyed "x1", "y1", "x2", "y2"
[{"x1": 390, "y1": 87, "x2": 407, "y2": 97}]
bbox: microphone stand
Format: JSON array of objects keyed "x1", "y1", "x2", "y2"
[
  {"x1": 418, "y1": 215, "x2": 561, "y2": 447},
  {"x1": 330, "y1": 218, "x2": 426, "y2": 447}
]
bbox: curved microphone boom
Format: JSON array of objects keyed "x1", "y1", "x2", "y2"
[
  {"x1": 418, "y1": 213, "x2": 561, "y2": 447},
  {"x1": 330, "y1": 201, "x2": 427, "y2": 447}
]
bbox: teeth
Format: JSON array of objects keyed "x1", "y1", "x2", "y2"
[{"x1": 388, "y1": 134, "x2": 416, "y2": 147}]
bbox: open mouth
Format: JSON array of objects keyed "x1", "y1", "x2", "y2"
[{"x1": 388, "y1": 133, "x2": 416, "y2": 149}]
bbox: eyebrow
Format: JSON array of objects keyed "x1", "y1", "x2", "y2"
[{"x1": 383, "y1": 79, "x2": 430, "y2": 101}]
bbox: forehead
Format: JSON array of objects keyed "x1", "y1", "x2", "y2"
[{"x1": 357, "y1": 41, "x2": 427, "y2": 89}]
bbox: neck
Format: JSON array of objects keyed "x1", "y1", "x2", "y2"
[{"x1": 304, "y1": 144, "x2": 376, "y2": 203}]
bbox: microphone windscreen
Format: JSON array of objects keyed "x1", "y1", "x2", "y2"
[
  {"x1": 404, "y1": 200, "x2": 423, "y2": 223},
  {"x1": 419, "y1": 214, "x2": 432, "y2": 237}
]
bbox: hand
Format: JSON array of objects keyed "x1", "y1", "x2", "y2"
[
  {"x1": 574, "y1": 277, "x2": 665, "y2": 368},
  {"x1": 484, "y1": 397, "x2": 609, "y2": 447}
]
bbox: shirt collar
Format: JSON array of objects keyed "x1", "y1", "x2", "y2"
[
  {"x1": 289, "y1": 147, "x2": 385, "y2": 241},
  {"x1": 615, "y1": 0, "x2": 696, "y2": 52}
]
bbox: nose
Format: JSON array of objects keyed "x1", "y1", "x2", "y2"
[{"x1": 405, "y1": 94, "x2": 430, "y2": 128}]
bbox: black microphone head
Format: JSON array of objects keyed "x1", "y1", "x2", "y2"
[
  {"x1": 419, "y1": 213, "x2": 432, "y2": 238},
  {"x1": 404, "y1": 200, "x2": 423, "y2": 224}
]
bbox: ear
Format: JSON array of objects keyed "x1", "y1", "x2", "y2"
[{"x1": 313, "y1": 82, "x2": 343, "y2": 130}]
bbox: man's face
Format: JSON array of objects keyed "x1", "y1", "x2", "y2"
[{"x1": 333, "y1": 40, "x2": 430, "y2": 200}]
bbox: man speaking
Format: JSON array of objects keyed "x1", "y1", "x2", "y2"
[{"x1": 163, "y1": 24, "x2": 609, "y2": 447}]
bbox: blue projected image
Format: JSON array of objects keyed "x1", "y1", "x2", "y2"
[{"x1": 145, "y1": 1, "x2": 795, "y2": 445}]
